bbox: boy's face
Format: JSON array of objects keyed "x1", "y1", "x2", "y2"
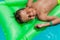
[{"x1": 19, "y1": 8, "x2": 36, "y2": 22}]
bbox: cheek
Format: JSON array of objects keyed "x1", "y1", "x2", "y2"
[
  {"x1": 32, "y1": 12, "x2": 36, "y2": 16},
  {"x1": 21, "y1": 14, "x2": 29, "y2": 22},
  {"x1": 32, "y1": 10, "x2": 36, "y2": 15},
  {"x1": 22, "y1": 16, "x2": 29, "y2": 22}
]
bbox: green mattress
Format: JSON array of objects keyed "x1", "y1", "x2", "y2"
[{"x1": 0, "y1": 0, "x2": 60, "y2": 40}]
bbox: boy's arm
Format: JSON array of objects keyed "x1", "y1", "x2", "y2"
[
  {"x1": 36, "y1": 18, "x2": 60, "y2": 28},
  {"x1": 37, "y1": 14, "x2": 57, "y2": 21},
  {"x1": 27, "y1": 0, "x2": 41, "y2": 7},
  {"x1": 27, "y1": 0, "x2": 33, "y2": 7},
  {"x1": 36, "y1": 13, "x2": 60, "y2": 28}
]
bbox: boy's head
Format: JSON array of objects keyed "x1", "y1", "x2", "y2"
[{"x1": 15, "y1": 7, "x2": 36, "y2": 23}]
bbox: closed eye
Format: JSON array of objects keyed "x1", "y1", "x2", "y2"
[{"x1": 27, "y1": 12, "x2": 31, "y2": 14}]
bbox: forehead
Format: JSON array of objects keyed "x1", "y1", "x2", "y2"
[
  {"x1": 20, "y1": 11, "x2": 29, "y2": 22},
  {"x1": 20, "y1": 8, "x2": 34, "y2": 15},
  {"x1": 20, "y1": 10, "x2": 28, "y2": 18},
  {"x1": 21, "y1": 10, "x2": 26, "y2": 13}
]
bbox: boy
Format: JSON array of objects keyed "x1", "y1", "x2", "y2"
[{"x1": 15, "y1": 0, "x2": 60, "y2": 28}]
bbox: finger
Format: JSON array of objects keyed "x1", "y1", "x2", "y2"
[{"x1": 35, "y1": 24, "x2": 41, "y2": 28}]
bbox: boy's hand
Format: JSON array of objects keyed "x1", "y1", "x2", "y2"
[{"x1": 27, "y1": 0, "x2": 33, "y2": 7}]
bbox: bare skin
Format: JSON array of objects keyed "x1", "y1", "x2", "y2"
[{"x1": 19, "y1": 0, "x2": 60, "y2": 28}]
